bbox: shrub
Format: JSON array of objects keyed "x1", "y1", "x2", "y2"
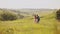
[
  {"x1": 56, "y1": 9, "x2": 60, "y2": 20},
  {"x1": 0, "y1": 11, "x2": 18, "y2": 21}
]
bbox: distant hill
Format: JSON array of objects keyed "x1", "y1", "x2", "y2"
[
  {"x1": 0, "y1": 8, "x2": 57, "y2": 17},
  {"x1": 16, "y1": 9, "x2": 57, "y2": 16}
]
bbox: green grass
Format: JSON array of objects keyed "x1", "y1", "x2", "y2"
[{"x1": 0, "y1": 12, "x2": 60, "y2": 34}]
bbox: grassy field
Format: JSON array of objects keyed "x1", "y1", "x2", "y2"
[{"x1": 0, "y1": 11, "x2": 60, "y2": 34}]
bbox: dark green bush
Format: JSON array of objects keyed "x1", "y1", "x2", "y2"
[
  {"x1": 56, "y1": 9, "x2": 60, "y2": 20},
  {"x1": 0, "y1": 11, "x2": 18, "y2": 21}
]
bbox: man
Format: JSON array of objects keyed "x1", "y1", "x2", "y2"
[{"x1": 36, "y1": 15, "x2": 40, "y2": 23}]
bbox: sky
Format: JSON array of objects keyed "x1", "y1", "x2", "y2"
[{"x1": 0, "y1": 0, "x2": 60, "y2": 9}]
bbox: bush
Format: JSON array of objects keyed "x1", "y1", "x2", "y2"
[
  {"x1": 56, "y1": 9, "x2": 60, "y2": 20},
  {"x1": 0, "y1": 11, "x2": 18, "y2": 21}
]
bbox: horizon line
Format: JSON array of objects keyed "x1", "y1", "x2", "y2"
[{"x1": 0, "y1": 8, "x2": 60, "y2": 10}]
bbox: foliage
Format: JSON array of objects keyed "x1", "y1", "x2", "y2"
[
  {"x1": 56, "y1": 9, "x2": 60, "y2": 20},
  {"x1": 0, "y1": 10, "x2": 18, "y2": 21}
]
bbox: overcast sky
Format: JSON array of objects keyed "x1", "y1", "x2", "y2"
[{"x1": 0, "y1": 0, "x2": 60, "y2": 9}]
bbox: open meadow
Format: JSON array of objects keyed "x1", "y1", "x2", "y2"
[{"x1": 0, "y1": 9, "x2": 60, "y2": 34}]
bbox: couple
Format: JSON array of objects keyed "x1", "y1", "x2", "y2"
[{"x1": 34, "y1": 14, "x2": 40, "y2": 23}]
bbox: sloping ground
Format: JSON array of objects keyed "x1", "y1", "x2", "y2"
[
  {"x1": 0, "y1": 11, "x2": 59, "y2": 34},
  {"x1": 0, "y1": 18, "x2": 56, "y2": 34}
]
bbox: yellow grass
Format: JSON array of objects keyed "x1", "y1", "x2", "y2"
[{"x1": 0, "y1": 12, "x2": 60, "y2": 34}]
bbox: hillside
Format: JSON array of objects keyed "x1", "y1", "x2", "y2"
[
  {"x1": 0, "y1": 8, "x2": 57, "y2": 16},
  {"x1": 0, "y1": 8, "x2": 57, "y2": 20},
  {"x1": 0, "y1": 8, "x2": 60, "y2": 34}
]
